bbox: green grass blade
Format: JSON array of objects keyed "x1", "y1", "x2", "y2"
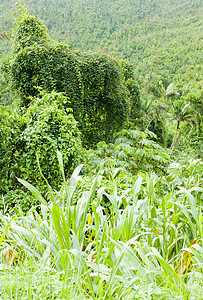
[{"x1": 17, "y1": 178, "x2": 48, "y2": 207}]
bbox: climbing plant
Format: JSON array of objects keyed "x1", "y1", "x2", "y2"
[
  {"x1": 119, "y1": 60, "x2": 142, "y2": 126},
  {"x1": 4, "y1": 12, "x2": 129, "y2": 146},
  {"x1": 0, "y1": 91, "x2": 82, "y2": 198},
  {"x1": 12, "y1": 12, "x2": 49, "y2": 53},
  {"x1": 78, "y1": 52, "x2": 127, "y2": 145}
]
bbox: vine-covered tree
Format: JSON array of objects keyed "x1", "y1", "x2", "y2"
[{"x1": 4, "y1": 12, "x2": 130, "y2": 146}]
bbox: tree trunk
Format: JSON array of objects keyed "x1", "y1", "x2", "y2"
[
  {"x1": 174, "y1": 131, "x2": 182, "y2": 149},
  {"x1": 171, "y1": 120, "x2": 180, "y2": 150}
]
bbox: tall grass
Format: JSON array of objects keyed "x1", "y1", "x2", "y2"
[{"x1": 0, "y1": 152, "x2": 202, "y2": 299}]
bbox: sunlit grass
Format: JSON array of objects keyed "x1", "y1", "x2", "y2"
[
  {"x1": 0, "y1": 262, "x2": 88, "y2": 300},
  {"x1": 0, "y1": 152, "x2": 202, "y2": 299}
]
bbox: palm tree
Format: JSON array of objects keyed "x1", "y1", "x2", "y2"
[{"x1": 165, "y1": 84, "x2": 196, "y2": 150}]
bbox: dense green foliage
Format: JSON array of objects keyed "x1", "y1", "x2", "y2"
[
  {"x1": 12, "y1": 13, "x2": 49, "y2": 53},
  {"x1": 0, "y1": 91, "x2": 82, "y2": 210},
  {"x1": 0, "y1": 1, "x2": 202, "y2": 149},
  {"x1": 0, "y1": 0, "x2": 202, "y2": 92},
  {"x1": 0, "y1": 11, "x2": 141, "y2": 211},
  {"x1": 0, "y1": 152, "x2": 202, "y2": 299},
  {"x1": 0, "y1": 1, "x2": 202, "y2": 299},
  {"x1": 84, "y1": 129, "x2": 170, "y2": 177},
  {"x1": 2, "y1": 12, "x2": 133, "y2": 146}
]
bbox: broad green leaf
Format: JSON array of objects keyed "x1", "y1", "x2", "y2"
[{"x1": 17, "y1": 178, "x2": 48, "y2": 207}]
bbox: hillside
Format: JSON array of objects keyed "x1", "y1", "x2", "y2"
[
  {"x1": 0, "y1": 5, "x2": 203, "y2": 298},
  {"x1": 0, "y1": 0, "x2": 202, "y2": 97}
]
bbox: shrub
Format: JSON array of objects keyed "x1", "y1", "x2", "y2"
[
  {"x1": 0, "y1": 106, "x2": 26, "y2": 194},
  {"x1": 0, "y1": 91, "x2": 83, "y2": 200},
  {"x1": 21, "y1": 91, "x2": 82, "y2": 189},
  {"x1": 1, "y1": 189, "x2": 37, "y2": 213}
]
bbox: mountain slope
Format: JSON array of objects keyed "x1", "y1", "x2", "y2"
[{"x1": 0, "y1": 0, "x2": 202, "y2": 95}]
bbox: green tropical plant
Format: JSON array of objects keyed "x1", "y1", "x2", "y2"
[
  {"x1": 0, "y1": 151, "x2": 202, "y2": 299},
  {"x1": 165, "y1": 83, "x2": 196, "y2": 150},
  {"x1": 0, "y1": 91, "x2": 82, "y2": 207},
  {"x1": 84, "y1": 129, "x2": 170, "y2": 178}
]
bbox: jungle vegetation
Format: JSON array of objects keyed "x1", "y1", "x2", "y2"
[{"x1": 0, "y1": 1, "x2": 202, "y2": 299}]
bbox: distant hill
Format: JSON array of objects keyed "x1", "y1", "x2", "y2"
[{"x1": 0, "y1": 0, "x2": 202, "y2": 96}]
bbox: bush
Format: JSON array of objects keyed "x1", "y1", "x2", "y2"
[
  {"x1": 12, "y1": 12, "x2": 49, "y2": 53},
  {"x1": 84, "y1": 129, "x2": 170, "y2": 177},
  {"x1": 0, "y1": 91, "x2": 83, "y2": 199},
  {"x1": 0, "y1": 106, "x2": 26, "y2": 194},
  {"x1": 21, "y1": 91, "x2": 82, "y2": 189},
  {"x1": 1, "y1": 189, "x2": 37, "y2": 213}
]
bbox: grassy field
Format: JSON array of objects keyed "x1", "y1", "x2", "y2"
[{"x1": 0, "y1": 150, "x2": 202, "y2": 299}]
